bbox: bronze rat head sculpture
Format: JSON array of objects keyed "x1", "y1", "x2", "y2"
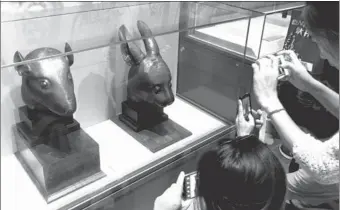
[
  {"x1": 13, "y1": 43, "x2": 76, "y2": 116},
  {"x1": 118, "y1": 20, "x2": 175, "y2": 108}
]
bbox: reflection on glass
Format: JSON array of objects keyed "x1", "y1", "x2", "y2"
[
  {"x1": 257, "y1": 11, "x2": 292, "y2": 57},
  {"x1": 1, "y1": 2, "x2": 239, "y2": 209},
  {"x1": 188, "y1": 3, "x2": 304, "y2": 60},
  {"x1": 221, "y1": 2, "x2": 305, "y2": 14},
  {"x1": 1, "y1": 2, "x2": 150, "y2": 22},
  {"x1": 176, "y1": 3, "x2": 305, "y2": 123},
  {"x1": 177, "y1": 31, "x2": 254, "y2": 123},
  {"x1": 1, "y1": 2, "x2": 256, "y2": 69},
  {"x1": 188, "y1": 3, "x2": 264, "y2": 59},
  {"x1": 193, "y1": 17, "x2": 260, "y2": 58}
]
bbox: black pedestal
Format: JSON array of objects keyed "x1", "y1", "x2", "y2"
[
  {"x1": 119, "y1": 100, "x2": 169, "y2": 132},
  {"x1": 15, "y1": 106, "x2": 105, "y2": 203},
  {"x1": 114, "y1": 101, "x2": 192, "y2": 153},
  {"x1": 18, "y1": 106, "x2": 80, "y2": 150}
]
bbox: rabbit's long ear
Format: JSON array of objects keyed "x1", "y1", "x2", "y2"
[
  {"x1": 13, "y1": 51, "x2": 30, "y2": 76},
  {"x1": 118, "y1": 25, "x2": 145, "y2": 65},
  {"x1": 64, "y1": 42, "x2": 74, "y2": 66},
  {"x1": 137, "y1": 20, "x2": 159, "y2": 55}
]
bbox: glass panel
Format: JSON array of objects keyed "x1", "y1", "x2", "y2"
[
  {"x1": 1, "y1": 2, "x2": 151, "y2": 22},
  {"x1": 249, "y1": 3, "x2": 305, "y2": 59},
  {"x1": 2, "y1": 2, "x2": 238, "y2": 208},
  {"x1": 186, "y1": 2, "x2": 264, "y2": 60},
  {"x1": 187, "y1": 2, "x2": 306, "y2": 60},
  {"x1": 1, "y1": 2, "x2": 255, "y2": 69},
  {"x1": 177, "y1": 35, "x2": 255, "y2": 123},
  {"x1": 176, "y1": 2, "x2": 305, "y2": 123},
  {"x1": 257, "y1": 10, "x2": 293, "y2": 58},
  {"x1": 222, "y1": 2, "x2": 305, "y2": 14}
]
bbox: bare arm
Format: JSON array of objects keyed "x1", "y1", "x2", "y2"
[
  {"x1": 268, "y1": 99, "x2": 339, "y2": 184},
  {"x1": 277, "y1": 50, "x2": 339, "y2": 119},
  {"x1": 307, "y1": 78, "x2": 339, "y2": 119},
  {"x1": 266, "y1": 99, "x2": 308, "y2": 151},
  {"x1": 252, "y1": 52, "x2": 339, "y2": 184}
]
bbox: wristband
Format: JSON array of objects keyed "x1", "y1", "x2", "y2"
[{"x1": 268, "y1": 108, "x2": 285, "y2": 118}]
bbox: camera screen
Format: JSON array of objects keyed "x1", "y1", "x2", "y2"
[
  {"x1": 188, "y1": 173, "x2": 197, "y2": 196},
  {"x1": 241, "y1": 95, "x2": 251, "y2": 116},
  {"x1": 184, "y1": 172, "x2": 197, "y2": 199}
]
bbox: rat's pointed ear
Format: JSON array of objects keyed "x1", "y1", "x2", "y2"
[
  {"x1": 137, "y1": 20, "x2": 159, "y2": 55},
  {"x1": 65, "y1": 42, "x2": 74, "y2": 66},
  {"x1": 13, "y1": 51, "x2": 30, "y2": 76},
  {"x1": 118, "y1": 24, "x2": 145, "y2": 65}
]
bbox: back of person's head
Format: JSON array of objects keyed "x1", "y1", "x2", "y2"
[
  {"x1": 303, "y1": 2, "x2": 339, "y2": 39},
  {"x1": 196, "y1": 135, "x2": 286, "y2": 210},
  {"x1": 302, "y1": 2, "x2": 339, "y2": 69}
]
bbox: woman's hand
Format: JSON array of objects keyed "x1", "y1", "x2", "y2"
[
  {"x1": 154, "y1": 172, "x2": 193, "y2": 210},
  {"x1": 236, "y1": 99, "x2": 255, "y2": 136},
  {"x1": 252, "y1": 109, "x2": 265, "y2": 130},
  {"x1": 252, "y1": 55, "x2": 283, "y2": 113},
  {"x1": 276, "y1": 50, "x2": 316, "y2": 92}
]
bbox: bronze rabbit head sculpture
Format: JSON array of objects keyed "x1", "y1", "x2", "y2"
[
  {"x1": 13, "y1": 43, "x2": 77, "y2": 116},
  {"x1": 118, "y1": 20, "x2": 175, "y2": 108}
]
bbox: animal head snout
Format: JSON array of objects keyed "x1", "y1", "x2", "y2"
[
  {"x1": 169, "y1": 96, "x2": 175, "y2": 105},
  {"x1": 63, "y1": 108, "x2": 76, "y2": 116},
  {"x1": 44, "y1": 88, "x2": 77, "y2": 116},
  {"x1": 164, "y1": 95, "x2": 174, "y2": 106},
  {"x1": 166, "y1": 86, "x2": 175, "y2": 106},
  {"x1": 51, "y1": 98, "x2": 76, "y2": 116},
  {"x1": 157, "y1": 98, "x2": 174, "y2": 108},
  {"x1": 154, "y1": 88, "x2": 175, "y2": 108},
  {"x1": 64, "y1": 100, "x2": 77, "y2": 116}
]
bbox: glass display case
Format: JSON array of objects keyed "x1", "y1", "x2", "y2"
[
  {"x1": 177, "y1": 2, "x2": 305, "y2": 122},
  {"x1": 1, "y1": 2, "x2": 305, "y2": 210},
  {"x1": 187, "y1": 1, "x2": 305, "y2": 61}
]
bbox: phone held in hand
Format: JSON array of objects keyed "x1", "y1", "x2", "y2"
[
  {"x1": 183, "y1": 171, "x2": 198, "y2": 200},
  {"x1": 239, "y1": 93, "x2": 251, "y2": 121},
  {"x1": 278, "y1": 67, "x2": 289, "y2": 81},
  {"x1": 274, "y1": 51, "x2": 290, "y2": 81}
]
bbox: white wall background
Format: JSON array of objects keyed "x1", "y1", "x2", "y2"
[{"x1": 1, "y1": 2, "x2": 180, "y2": 157}]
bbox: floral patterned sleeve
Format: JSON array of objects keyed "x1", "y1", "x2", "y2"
[{"x1": 292, "y1": 132, "x2": 339, "y2": 185}]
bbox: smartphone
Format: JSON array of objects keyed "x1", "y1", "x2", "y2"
[
  {"x1": 239, "y1": 93, "x2": 251, "y2": 121},
  {"x1": 278, "y1": 66, "x2": 288, "y2": 80},
  {"x1": 275, "y1": 52, "x2": 289, "y2": 81},
  {"x1": 183, "y1": 171, "x2": 198, "y2": 199}
]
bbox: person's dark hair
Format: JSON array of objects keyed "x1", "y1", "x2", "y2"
[
  {"x1": 196, "y1": 135, "x2": 286, "y2": 210},
  {"x1": 303, "y1": 2, "x2": 339, "y2": 40}
]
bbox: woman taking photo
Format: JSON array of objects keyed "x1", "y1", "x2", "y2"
[
  {"x1": 153, "y1": 100, "x2": 287, "y2": 210},
  {"x1": 252, "y1": 2, "x2": 339, "y2": 207}
]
